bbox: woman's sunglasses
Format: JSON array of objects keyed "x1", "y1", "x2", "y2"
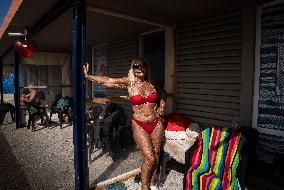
[{"x1": 132, "y1": 63, "x2": 146, "y2": 70}]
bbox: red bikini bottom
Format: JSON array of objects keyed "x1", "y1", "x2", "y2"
[{"x1": 132, "y1": 117, "x2": 163, "y2": 134}]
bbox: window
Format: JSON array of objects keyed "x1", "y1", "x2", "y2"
[{"x1": 22, "y1": 65, "x2": 61, "y2": 87}]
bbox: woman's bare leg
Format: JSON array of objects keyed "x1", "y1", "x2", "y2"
[
  {"x1": 132, "y1": 121, "x2": 156, "y2": 190},
  {"x1": 150, "y1": 121, "x2": 164, "y2": 186}
]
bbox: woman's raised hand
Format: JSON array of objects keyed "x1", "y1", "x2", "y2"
[{"x1": 83, "y1": 63, "x2": 89, "y2": 78}]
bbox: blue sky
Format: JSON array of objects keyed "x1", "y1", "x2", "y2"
[{"x1": 0, "y1": 0, "x2": 12, "y2": 26}]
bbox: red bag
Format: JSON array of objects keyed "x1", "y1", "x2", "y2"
[{"x1": 165, "y1": 113, "x2": 192, "y2": 131}]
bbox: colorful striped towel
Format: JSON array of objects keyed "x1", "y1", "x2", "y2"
[{"x1": 185, "y1": 127, "x2": 246, "y2": 190}]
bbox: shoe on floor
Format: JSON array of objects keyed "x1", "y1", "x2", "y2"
[{"x1": 134, "y1": 174, "x2": 142, "y2": 185}]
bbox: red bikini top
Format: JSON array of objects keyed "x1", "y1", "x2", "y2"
[{"x1": 130, "y1": 91, "x2": 159, "y2": 106}]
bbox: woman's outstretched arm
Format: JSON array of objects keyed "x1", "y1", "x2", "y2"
[{"x1": 83, "y1": 64, "x2": 129, "y2": 88}]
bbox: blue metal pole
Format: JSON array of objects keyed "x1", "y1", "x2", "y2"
[
  {"x1": 72, "y1": 0, "x2": 88, "y2": 189},
  {"x1": 14, "y1": 50, "x2": 20, "y2": 129},
  {"x1": 0, "y1": 59, "x2": 3, "y2": 104}
]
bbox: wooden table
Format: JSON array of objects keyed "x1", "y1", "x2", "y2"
[
  {"x1": 86, "y1": 96, "x2": 129, "y2": 105},
  {"x1": 23, "y1": 85, "x2": 47, "y2": 89}
]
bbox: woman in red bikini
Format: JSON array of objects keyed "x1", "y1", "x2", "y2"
[{"x1": 84, "y1": 57, "x2": 167, "y2": 190}]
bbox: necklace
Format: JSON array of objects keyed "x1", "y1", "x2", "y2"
[{"x1": 131, "y1": 80, "x2": 156, "y2": 97}]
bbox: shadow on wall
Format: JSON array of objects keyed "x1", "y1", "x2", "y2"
[{"x1": 0, "y1": 129, "x2": 31, "y2": 189}]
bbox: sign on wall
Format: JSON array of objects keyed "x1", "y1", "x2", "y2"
[{"x1": 253, "y1": 1, "x2": 284, "y2": 136}]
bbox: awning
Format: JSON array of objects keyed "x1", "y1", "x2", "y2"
[{"x1": 0, "y1": 0, "x2": 23, "y2": 39}]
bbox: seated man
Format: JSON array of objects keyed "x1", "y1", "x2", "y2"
[
  {"x1": 25, "y1": 86, "x2": 38, "y2": 104},
  {"x1": 20, "y1": 84, "x2": 38, "y2": 127}
]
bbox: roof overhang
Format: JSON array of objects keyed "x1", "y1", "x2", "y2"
[
  {"x1": 0, "y1": 0, "x2": 244, "y2": 60},
  {"x1": 0, "y1": 0, "x2": 23, "y2": 39}
]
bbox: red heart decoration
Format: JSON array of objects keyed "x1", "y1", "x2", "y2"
[{"x1": 14, "y1": 39, "x2": 37, "y2": 57}]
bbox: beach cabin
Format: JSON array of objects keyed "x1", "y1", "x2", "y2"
[{"x1": 0, "y1": 0, "x2": 283, "y2": 189}]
